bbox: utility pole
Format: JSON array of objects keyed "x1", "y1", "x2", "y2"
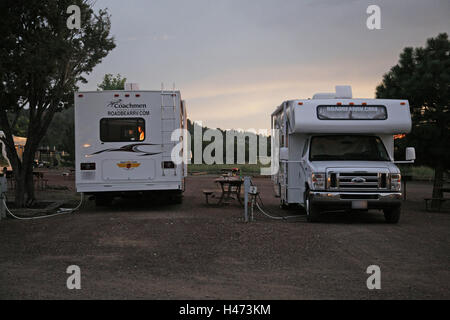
[{"x1": 244, "y1": 176, "x2": 251, "y2": 222}]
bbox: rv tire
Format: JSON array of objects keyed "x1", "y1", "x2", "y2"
[
  {"x1": 305, "y1": 189, "x2": 320, "y2": 222},
  {"x1": 383, "y1": 207, "x2": 401, "y2": 224},
  {"x1": 95, "y1": 194, "x2": 112, "y2": 207},
  {"x1": 172, "y1": 190, "x2": 183, "y2": 204},
  {"x1": 280, "y1": 201, "x2": 289, "y2": 209}
]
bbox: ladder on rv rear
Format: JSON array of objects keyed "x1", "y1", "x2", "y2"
[{"x1": 161, "y1": 84, "x2": 178, "y2": 176}]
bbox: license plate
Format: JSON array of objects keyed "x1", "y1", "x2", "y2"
[{"x1": 352, "y1": 200, "x2": 368, "y2": 209}]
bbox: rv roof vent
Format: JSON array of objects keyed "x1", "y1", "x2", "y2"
[
  {"x1": 312, "y1": 92, "x2": 335, "y2": 99},
  {"x1": 125, "y1": 83, "x2": 140, "y2": 91},
  {"x1": 312, "y1": 85, "x2": 353, "y2": 99},
  {"x1": 335, "y1": 85, "x2": 352, "y2": 99}
]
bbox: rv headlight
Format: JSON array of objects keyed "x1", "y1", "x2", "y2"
[
  {"x1": 390, "y1": 173, "x2": 401, "y2": 191},
  {"x1": 311, "y1": 172, "x2": 326, "y2": 190}
]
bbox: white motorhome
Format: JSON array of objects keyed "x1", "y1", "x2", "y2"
[
  {"x1": 271, "y1": 86, "x2": 415, "y2": 223},
  {"x1": 75, "y1": 84, "x2": 187, "y2": 206}
]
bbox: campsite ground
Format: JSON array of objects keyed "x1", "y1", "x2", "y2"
[{"x1": 0, "y1": 173, "x2": 449, "y2": 299}]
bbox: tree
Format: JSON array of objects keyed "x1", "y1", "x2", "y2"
[
  {"x1": 376, "y1": 33, "x2": 450, "y2": 209},
  {"x1": 97, "y1": 74, "x2": 126, "y2": 90},
  {"x1": 41, "y1": 106, "x2": 75, "y2": 158},
  {"x1": 0, "y1": 0, "x2": 115, "y2": 207}
]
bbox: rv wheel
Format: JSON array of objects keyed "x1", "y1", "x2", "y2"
[
  {"x1": 305, "y1": 190, "x2": 320, "y2": 222},
  {"x1": 280, "y1": 201, "x2": 289, "y2": 209},
  {"x1": 383, "y1": 207, "x2": 401, "y2": 224},
  {"x1": 173, "y1": 190, "x2": 183, "y2": 204},
  {"x1": 95, "y1": 195, "x2": 112, "y2": 207}
]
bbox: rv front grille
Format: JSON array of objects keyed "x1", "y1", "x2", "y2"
[
  {"x1": 380, "y1": 173, "x2": 387, "y2": 188},
  {"x1": 330, "y1": 173, "x2": 337, "y2": 188},
  {"x1": 329, "y1": 172, "x2": 389, "y2": 191}
]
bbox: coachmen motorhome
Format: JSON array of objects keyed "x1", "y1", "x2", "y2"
[
  {"x1": 271, "y1": 86, "x2": 415, "y2": 223},
  {"x1": 75, "y1": 84, "x2": 187, "y2": 206}
]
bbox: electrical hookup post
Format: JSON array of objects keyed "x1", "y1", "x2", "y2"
[
  {"x1": 243, "y1": 176, "x2": 257, "y2": 223},
  {"x1": 244, "y1": 176, "x2": 250, "y2": 222},
  {"x1": 0, "y1": 173, "x2": 7, "y2": 221}
]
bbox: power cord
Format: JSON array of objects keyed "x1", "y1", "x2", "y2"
[
  {"x1": 2, "y1": 193, "x2": 84, "y2": 220},
  {"x1": 247, "y1": 178, "x2": 301, "y2": 221}
]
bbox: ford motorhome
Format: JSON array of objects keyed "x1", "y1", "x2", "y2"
[
  {"x1": 271, "y1": 86, "x2": 415, "y2": 223},
  {"x1": 75, "y1": 84, "x2": 187, "y2": 206}
]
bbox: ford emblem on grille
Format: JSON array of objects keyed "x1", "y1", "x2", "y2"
[{"x1": 351, "y1": 177, "x2": 366, "y2": 183}]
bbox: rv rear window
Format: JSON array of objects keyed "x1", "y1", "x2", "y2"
[
  {"x1": 100, "y1": 118, "x2": 145, "y2": 142},
  {"x1": 317, "y1": 105, "x2": 387, "y2": 120}
]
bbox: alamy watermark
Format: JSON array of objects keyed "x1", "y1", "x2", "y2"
[
  {"x1": 366, "y1": 5, "x2": 381, "y2": 30},
  {"x1": 66, "y1": 5, "x2": 81, "y2": 30},
  {"x1": 366, "y1": 265, "x2": 381, "y2": 290},
  {"x1": 66, "y1": 265, "x2": 81, "y2": 290}
]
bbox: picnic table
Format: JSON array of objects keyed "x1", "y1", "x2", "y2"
[
  {"x1": 220, "y1": 168, "x2": 240, "y2": 176},
  {"x1": 424, "y1": 187, "x2": 450, "y2": 211},
  {"x1": 2, "y1": 170, "x2": 48, "y2": 190},
  {"x1": 214, "y1": 176, "x2": 244, "y2": 206}
]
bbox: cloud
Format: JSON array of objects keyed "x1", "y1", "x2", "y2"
[
  {"x1": 81, "y1": 0, "x2": 450, "y2": 130},
  {"x1": 121, "y1": 34, "x2": 174, "y2": 42}
]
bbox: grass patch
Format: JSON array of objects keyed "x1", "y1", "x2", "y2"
[{"x1": 400, "y1": 166, "x2": 434, "y2": 181}]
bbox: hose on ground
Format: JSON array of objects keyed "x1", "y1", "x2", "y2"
[
  {"x1": 2, "y1": 193, "x2": 84, "y2": 220},
  {"x1": 249, "y1": 188, "x2": 301, "y2": 221},
  {"x1": 255, "y1": 201, "x2": 285, "y2": 220}
]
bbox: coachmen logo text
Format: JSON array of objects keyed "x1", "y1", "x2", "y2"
[
  {"x1": 117, "y1": 161, "x2": 141, "y2": 170},
  {"x1": 107, "y1": 99, "x2": 150, "y2": 116}
]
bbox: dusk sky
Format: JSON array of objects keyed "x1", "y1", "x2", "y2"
[{"x1": 80, "y1": 0, "x2": 450, "y2": 131}]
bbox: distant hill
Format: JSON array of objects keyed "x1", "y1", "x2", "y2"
[{"x1": 187, "y1": 119, "x2": 271, "y2": 164}]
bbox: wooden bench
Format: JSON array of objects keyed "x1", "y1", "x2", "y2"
[
  {"x1": 424, "y1": 198, "x2": 449, "y2": 211},
  {"x1": 425, "y1": 186, "x2": 450, "y2": 211},
  {"x1": 202, "y1": 190, "x2": 216, "y2": 205}
]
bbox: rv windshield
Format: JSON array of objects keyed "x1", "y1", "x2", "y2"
[{"x1": 309, "y1": 135, "x2": 390, "y2": 161}]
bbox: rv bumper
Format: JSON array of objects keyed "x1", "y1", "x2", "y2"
[
  {"x1": 309, "y1": 191, "x2": 402, "y2": 209},
  {"x1": 76, "y1": 182, "x2": 182, "y2": 194}
]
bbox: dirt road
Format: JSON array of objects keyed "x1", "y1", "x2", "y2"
[{"x1": 0, "y1": 176, "x2": 448, "y2": 299}]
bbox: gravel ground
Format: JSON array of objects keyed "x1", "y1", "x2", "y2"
[{"x1": 0, "y1": 176, "x2": 449, "y2": 299}]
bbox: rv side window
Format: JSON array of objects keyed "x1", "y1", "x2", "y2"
[{"x1": 100, "y1": 118, "x2": 145, "y2": 142}]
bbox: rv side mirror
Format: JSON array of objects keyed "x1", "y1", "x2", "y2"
[
  {"x1": 406, "y1": 147, "x2": 416, "y2": 162},
  {"x1": 280, "y1": 147, "x2": 289, "y2": 161}
]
